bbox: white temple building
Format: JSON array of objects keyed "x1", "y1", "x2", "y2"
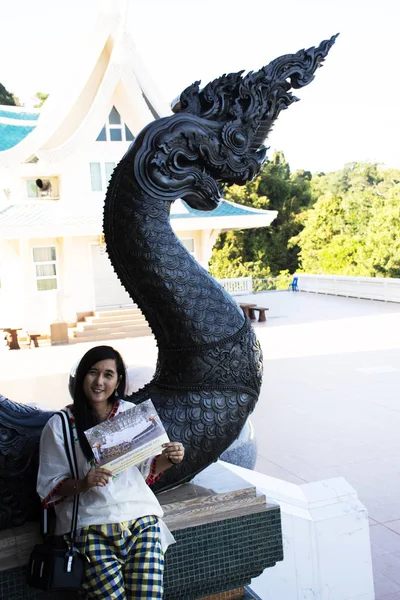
[{"x1": 0, "y1": 1, "x2": 276, "y2": 337}]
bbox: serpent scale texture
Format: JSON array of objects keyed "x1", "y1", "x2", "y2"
[{"x1": 104, "y1": 154, "x2": 262, "y2": 491}]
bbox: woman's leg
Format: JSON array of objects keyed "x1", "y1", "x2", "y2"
[
  {"x1": 124, "y1": 517, "x2": 164, "y2": 600},
  {"x1": 78, "y1": 524, "x2": 127, "y2": 600}
]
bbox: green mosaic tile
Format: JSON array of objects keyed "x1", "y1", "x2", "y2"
[
  {"x1": 0, "y1": 566, "x2": 55, "y2": 599},
  {"x1": 163, "y1": 507, "x2": 283, "y2": 600}
]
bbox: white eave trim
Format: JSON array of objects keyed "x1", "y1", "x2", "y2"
[
  {"x1": 0, "y1": 210, "x2": 277, "y2": 240},
  {"x1": 172, "y1": 211, "x2": 278, "y2": 232}
]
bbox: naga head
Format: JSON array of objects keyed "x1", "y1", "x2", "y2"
[{"x1": 132, "y1": 35, "x2": 338, "y2": 211}]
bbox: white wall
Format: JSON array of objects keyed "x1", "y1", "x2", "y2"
[
  {"x1": 222, "y1": 462, "x2": 375, "y2": 600},
  {"x1": 0, "y1": 240, "x2": 25, "y2": 327},
  {"x1": 1, "y1": 236, "x2": 96, "y2": 333},
  {"x1": 0, "y1": 228, "x2": 212, "y2": 332}
]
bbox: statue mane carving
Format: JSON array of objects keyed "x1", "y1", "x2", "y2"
[{"x1": 0, "y1": 35, "x2": 337, "y2": 527}]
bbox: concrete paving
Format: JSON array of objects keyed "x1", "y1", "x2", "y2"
[{"x1": 2, "y1": 290, "x2": 400, "y2": 599}]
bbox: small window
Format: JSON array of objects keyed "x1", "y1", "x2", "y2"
[
  {"x1": 109, "y1": 128, "x2": 122, "y2": 142},
  {"x1": 96, "y1": 126, "x2": 107, "y2": 142},
  {"x1": 26, "y1": 178, "x2": 59, "y2": 199},
  {"x1": 105, "y1": 162, "x2": 116, "y2": 185},
  {"x1": 90, "y1": 162, "x2": 102, "y2": 191},
  {"x1": 181, "y1": 238, "x2": 195, "y2": 255},
  {"x1": 89, "y1": 162, "x2": 116, "y2": 191},
  {"x1": 109, "y1": 107, "x2": 121, "y2": 125},
  {"x1": 27, "y1": 180, "x2": 38, "y2": 198},
  {"x1": 125, "y1": 125, "x2": 134, "y2": 141},
  {"x1": 33, "y1": 246, "x2": 57, "y2": 291}
]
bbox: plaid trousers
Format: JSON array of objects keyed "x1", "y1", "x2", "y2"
[{"x1": 75, "y1": 515, "x2": 164, "y2": 599}]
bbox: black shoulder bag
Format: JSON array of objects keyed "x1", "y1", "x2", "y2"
[{"x1": 27, "y1": 410, "x2": 85, "y2": 591}]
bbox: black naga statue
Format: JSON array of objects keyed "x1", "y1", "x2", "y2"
[{"x1": 0, "y1": 35, "x2": 337, "y2": 529}]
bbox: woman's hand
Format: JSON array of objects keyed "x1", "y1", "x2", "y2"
[
  {"x1": 82, "y1": 466, "x2": 113, "y2": 491},
  {"x1": 162, "y1": 442, "x2": 185, "y2": 465}
]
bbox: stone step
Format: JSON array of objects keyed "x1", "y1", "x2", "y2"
[
  {"x1": 77, "y1": 318, "x2": 148, "y2": 331},
  {"x1": 74, "y1": 306, "x2": 150, "y2": 343},
  {"x1": 75, "y1": 323, "x2": 151, "y2": 336},
  {"x1": 94, "y1": 307, "x2": 140, "y2": 318},
  {"x1": 73, "y1": 328, "x2": 153, "y2": 342},
  {"x1": 89, "y1": 312, "x2": 145, "y2": 324}
]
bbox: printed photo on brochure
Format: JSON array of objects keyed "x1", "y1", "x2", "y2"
[{"x1": 84, "y1": 399, "x2": 169, "y2": 475}]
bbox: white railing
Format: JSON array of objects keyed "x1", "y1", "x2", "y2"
[
  {"x1": 298, "y1": 273, "x2": 400, "y2": 303},
  {"x1": 218, "y1": 277, "x2": 253, "y2": 295},
  {"x1": 217, "y1": 274, "x2": 400, "y2": 303}
]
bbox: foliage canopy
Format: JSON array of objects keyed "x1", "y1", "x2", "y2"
[
  {"x1": 0, "y1": 82, "x2": 18, "y2": 106},
  {"x1": 293, "y1": 163, "x2": 400, "y2": 277},
  {"x1": 33, "y1": 92, "x2": 49, "y2": 108},
  {"x1": 209, "y1": 151, "x2": 314, "y2": 281},
  {"x1": 209, "y1": 156, "x2": 400, "y2": 280}
]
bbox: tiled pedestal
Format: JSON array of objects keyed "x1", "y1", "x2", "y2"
[{"x1": 0, "y1": 463, "x2": 283, "y2": 599}]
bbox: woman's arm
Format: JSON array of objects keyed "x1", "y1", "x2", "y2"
[
  {"x1": 38, "y1": 416, "x2": 114, "y2": 504},
  {"x1": 58, "y1": 467, "x2": 114, "y2": 497},
  {"x1": 153, "y1": 442, "x2": 185, "y2": 476}
]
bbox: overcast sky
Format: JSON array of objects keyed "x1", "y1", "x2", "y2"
[{"x1": 1, "y1": 0, "x2": 399, "y2": 173}]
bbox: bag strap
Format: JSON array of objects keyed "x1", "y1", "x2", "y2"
[
  {"x1": 42, "y1": 410, "x2": 80, "y2": 545},
  {"x1": 59, "y1": 410, "x2": 79, "y2": 480},
  {"x1": 58, "y1": 410, "x2": 80, "y2": 546}
]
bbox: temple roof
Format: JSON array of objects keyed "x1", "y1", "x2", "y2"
[{"x1": 0, "y1": 2, "x2": 170, "y2": 167}]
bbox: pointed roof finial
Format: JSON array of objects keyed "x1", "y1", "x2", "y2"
[{"x1": 99, "y1": 0, "x2": 129, "y2": 24}]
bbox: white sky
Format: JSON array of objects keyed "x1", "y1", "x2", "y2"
[{"x1": 1, "y1": 0, "x2": 399, "y2": 173}]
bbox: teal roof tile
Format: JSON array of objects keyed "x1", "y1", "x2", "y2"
[
  {"x1": 0, "y1": 109, "x2": 40, "y2": 121},
  {"x1": 0, "y1": 123, "x2": 36, "y2": 151},
  {"x1": 176, "y1": 200, "x2": 269, "y2": 218},
  {"x1": 0, "y1": 203, "x2": 100, "y2": 228}
]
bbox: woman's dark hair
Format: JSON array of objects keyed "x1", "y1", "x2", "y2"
[{"x1": 73, "y1": 345, "x2": 127, "y2": 461}]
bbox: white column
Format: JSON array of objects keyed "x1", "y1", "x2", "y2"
[
  {"x1": 57, "y1": 236, "x2": 78, "y2": 322},
  {"x1": 199, "y1": 229, "x2": 221, "y2": 270}
]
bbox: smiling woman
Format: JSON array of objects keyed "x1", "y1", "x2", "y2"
[
  {"x1": 82, "y1": 359, "x2": 121, "y2": 414},
  {"x1": 36, "y1": 344, "x2": 185, "y2": 600}
]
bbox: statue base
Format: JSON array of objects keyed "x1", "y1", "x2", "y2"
[{"x1": 0, "y1": 463, "x2": 283, "y2": 599}]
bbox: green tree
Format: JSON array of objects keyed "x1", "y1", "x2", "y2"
[
  {"x1": 0, "y1": 82, "x2": 18, "y2": 106},
  {"x1": 293, "y1": 162, "x2": 400, "y2": 277},
  {"x1": 33, "y1": 92, "x2": 49, "y2": 108},
  {"x1": 209, "y1": 151, "x2": 314, "y2": 279}
]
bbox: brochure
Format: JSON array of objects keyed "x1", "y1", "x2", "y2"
[{"x1": 84, "y1": 399, "x2": 169, "y2": 475}]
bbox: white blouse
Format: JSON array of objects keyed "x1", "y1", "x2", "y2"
[{"x1": 37, "y1": 400, "x2": 174, "y2": 549}]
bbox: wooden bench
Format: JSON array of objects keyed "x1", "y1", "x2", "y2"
[
  {"x1": 238, "y1": 303, "x2": 257, "y2": 319},
  {"x1": 248, "y1": 306, "x2": 269, "y2": 322},
  {"x1": 3, "y1": 328, "x2": 22, "y2": 350},
  {"x1": 29, "y1": 334, "x2": 41, "y2": 348}
]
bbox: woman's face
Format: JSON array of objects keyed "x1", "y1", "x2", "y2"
[{"x1": 83, "y1": 358, "x2": 120, "y2": 408}]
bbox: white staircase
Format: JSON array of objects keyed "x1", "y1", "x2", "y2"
[{"x1": 73, "y1": 307, "x2": 152, "y2": 342}]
